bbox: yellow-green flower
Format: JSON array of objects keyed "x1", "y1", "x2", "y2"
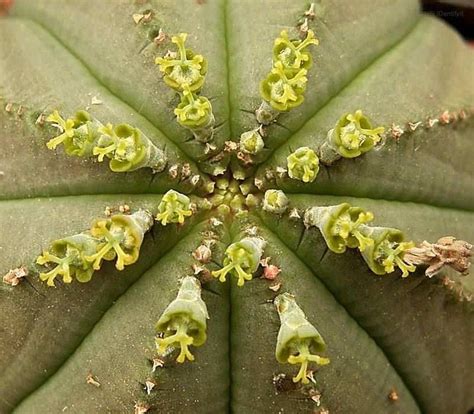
[
  {"x1": 155, "y1": 276, "x2": 209, "y2": 363},
  {"x1": 275, "y1": 293, "x2": 329, "y2": 384},
  {"x1": 156, "y1": 190, "x2": 193, "y2": 225},
  {"x1": 287, "y1": 147, "x2": 319, "y2": 183},
  {"x1": 212, "y1": 237, "x2": 266, "y2": 287},
  {"x1": 155, "y1": 33, "x2": 207, "y2": 92}
]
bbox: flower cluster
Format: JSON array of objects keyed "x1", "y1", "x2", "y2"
[
  {"x1": 155, "y1": 190, "x2": 193, "y2": 226},
  {"x1": 156, "y1": 33, "x2": 215, "y2": 142},
  {"x1": 212, "y1": 237, "x2": 266, "y2": 287},
  {"x1": 36, "y1": 210, "x2": 154, "y2": 286},
  {"x1": 275, "y1": 293, "x2": 329, "y2": 384},
  {"x1": 155, "y1": 276, "x2": 209, "y2": 363},
  {"x1": 304, "y1": 203, "x2": 416, "y2": 277},
  {"x1": 46, "y1": 111, "x2": 167, "y2": 173},
  {"x1": 257, "y1": 30, "x2": 318, "y2": 125},
  {"x1": 287, "y1": 146, "x2": 320, "y2": 183},
  {"x1": 320, "y1": 110, "x2": 385, "y2": 164}
]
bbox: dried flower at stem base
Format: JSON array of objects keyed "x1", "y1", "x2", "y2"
[{"x1": 404, "y1": 237, "x2": 472, "y2": 277}]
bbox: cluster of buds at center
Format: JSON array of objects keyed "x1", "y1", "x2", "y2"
[
  {"x1": 46, "y1": 110, "x2": 167, "y2": 173},
  {"x1": 257, "y1": 30, "x2": 318, "y2": 125},
  {"x1": 155, "y1": 33, "x2": 215, "y2": 142},
  {"x1": 36, "y1": 210, "x2": 154, "y2": 286},
  {"x1": 304, "y1": 203, "x2": 415, "y2": 277}
]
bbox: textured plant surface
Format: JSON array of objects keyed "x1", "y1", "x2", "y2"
[{"x1": 0, "y1": 1, "x2": 473, "y2": 413}]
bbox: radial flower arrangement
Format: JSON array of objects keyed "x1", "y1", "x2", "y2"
[{"x1": 0, "y1": 1, "x2": 473, "y2": 414}]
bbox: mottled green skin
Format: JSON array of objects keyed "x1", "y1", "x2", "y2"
[{"x1": 0, "y1": 1, "x2": 473, "y2": 413}]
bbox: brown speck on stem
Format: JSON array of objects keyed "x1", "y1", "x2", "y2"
[
  {"x1": 269, "y1": 282, "x2": 282, "y2": 292},
  {"x1": 181, "y1": 163, "x2": 192, "y2": 179},
  {"x1": 35, "y1": 113, "x2": 46, "y2": 127},
  {"x1": 153, "y1": 28, "x2": 167, "y2": 45},
  {"x1": 427, "y1": 117, "x2": 439, "y2": 128},
  {"x1": 204, "y1": 142, "x2": 217, "y2": 154},
  {"x1": 307, "y1": 388, "x2": 321, "y2": 406},
  {"x1": 3, "y1": 266, "x2": 28, "y2": 286},
  {"x1": 0, "y1": 0, "x2": 13, "y2": 16},
  {"x1": 439, "y1": 110, "x2": 450, "y2": 125},
  {"x1": 224, "y1": 141, "x2": 238, "y2": 153},
  {"x1": 289, "y1": 208, "x2": 301, "y2": 220},
  {"x1": 144, "y1": 379, "x2": 156, "y2": 395},
  {"x1": 134, "y1": 402, "x2": 150, "y2": 414},
  {"x1": 5, "y1": 102, "x2": 13, "y2": 113},
  {"x1": 388, "y1": 388, "x2": 399, "y2": 401},
  {"x1": 86, "y1": 373, "x2": 101, "y2": 387},
  {"x1": 168, "y1": 164, "x2": 179, "y2": 179},
  {"x1": 390, "y1": 124, "x2": 404, "y2": 140},
  {"x1": 118, "y1": 204, "x2": 131, "y2": 214},
  {"x1": 16, "y1": 105, "x2": 24, "y2": 117},
  {"x1": 273, "y1": 373, "x2": 299, "y2": 393},
  {"x1": 260, "y1": 257, "x2": 281, "y2": 280},
  {"x1": 91, "y1": 95, "x2": 103, "y2": 105},
  {"x1": 151, "y1": 357, "x2": 164, "y2": 372},
  {"x1": 193, "y1": 244, "x2": 212, "y2": 264},
  {"x1": 407, "y1": 121, "x2": 422, "y2": 132},
  {"x1": 237, "y1": 151, "x2": 253, "y2": 166}
]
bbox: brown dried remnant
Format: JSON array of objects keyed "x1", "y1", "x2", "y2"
[
  {"x1": 404, "y1": 236, "x2": 472, "y2": 278},
  {"x1": 260, "y1": 257, "x2": 281, "y2": 280},
  {"x1": 86, "y1": 373, "x2": 101, "y2": 387},
  {"x1": 144, "y1": 379, "x2": 156, "y2": 395},
  {"x1": 273, "y1": 373, "x2": 299, "y2": 393},
  {"x1": 193, "y1": 244, "x2": 212, "y2": 264},
  {"x1": 3, "y1": 266, "x2": 28, "y2": 286},
  {"x1": 388, "y1": 388, "x2": 399, "y2": 401},
  {"x1": 134, "y1": 402, "x2": 150, "y2": 414},
  {"x1": 151, "y1": 357, "x2": 164, "y2": 372}
]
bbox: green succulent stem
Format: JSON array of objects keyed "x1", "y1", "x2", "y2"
[
  {"x1": 212, "y1": 237, "x2": 266, "y2": 287},
  {"x1": 156, "y1": 190, "x2": 193, "y2": 225},
  {"x1": 320, "y1": 110, "x2": 385, "y2": 164},
  {"x1": 275, "y1": 293, "x2": 329, "y2": 384},
  {"x1": 85, "y1": 209, "x2": 153, "y2": 271},
  {"x1": 304, "y1": 203, "x2": 374, "y2": 253},
  {"x1": 155, "y1": 276, "x2": 209, "y2": 363}
]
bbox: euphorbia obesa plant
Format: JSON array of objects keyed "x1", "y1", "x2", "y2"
[{"x1": 0, "y1": 0, "x2": 473, "y2": 413}]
